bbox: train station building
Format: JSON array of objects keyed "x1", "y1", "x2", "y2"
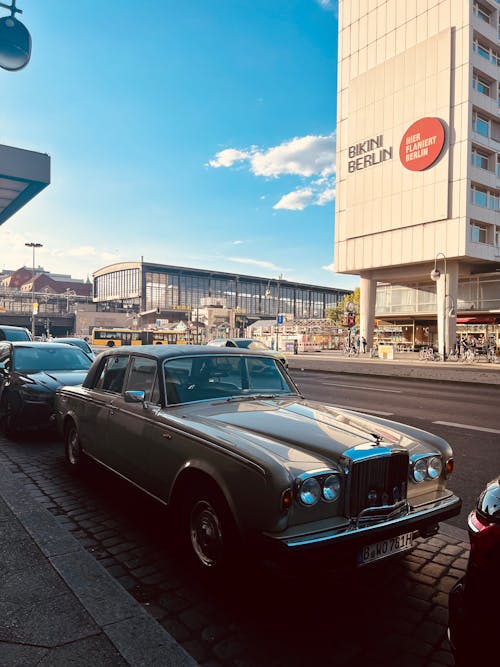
[{"x1": 334, "y1": 0, "x2": 500, "y2": 353}]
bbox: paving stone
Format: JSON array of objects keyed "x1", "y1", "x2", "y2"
[
  {"x1": 38, "y1": 633, "x2": 128, "y2": 666},
  {"x1": 213, "y1": 638, "x2": 245, "y2": 661},
  {"x1": 0, "y1": 643, "x2": 48, "y2": 666},
  {"x1": 441, "y1": 544, "x2": 464, "y2": 556}
]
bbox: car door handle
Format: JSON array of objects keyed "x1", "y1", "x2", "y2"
[{"x1": 162, "y1": 431, "x2": 172, "y2": 440}]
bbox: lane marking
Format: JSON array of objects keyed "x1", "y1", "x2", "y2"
[
  {"x1": 327, "y1": 403, "x2": 394, "y2": 416},
  {"x1": 433, "y1": 421, "x2": 500, "y2": 435},
  {"x1": 318, "y1": 382, "x2": 401, "y2": 394}
]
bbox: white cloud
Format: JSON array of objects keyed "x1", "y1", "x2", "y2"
[
  {"x1": 227, "y1": 256, "x2": 281, "y2": 270},
  {"x1": 67, "y1": 246, "x2": 97, "y2": 257},
  {"x1": 273, "y1": 188, "x2": 314, "y2": 211},
  {"x1": 208, "y1": 132, "x2": 336, "y2": 211},
  {"x1": 316, "y1": 187, "x2": 336, "y2": 206},
  {"x1": 208, "y1": 148, "x2": 250, "y2": 168},
  {"x1": 250, "y1": 134, "x2": 335, "y2": 178},
  {"x1": 232, "y1": 240, "x2": 244, "y2": 245},
  {"x1": 316, "y1": 0, "x2": 337, "y2": 14}
]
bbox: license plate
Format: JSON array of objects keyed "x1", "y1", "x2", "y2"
[{"x1": 358, "y1": 531, "x2": 413, "y2": 566}]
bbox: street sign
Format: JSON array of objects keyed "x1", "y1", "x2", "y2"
[{"x1": 277, "y1": 313, "x2": 284, "y2": 325}]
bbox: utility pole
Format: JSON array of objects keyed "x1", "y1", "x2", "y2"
[{"x1": 25, "y1": 242, "x2": 42, "y2": 337}]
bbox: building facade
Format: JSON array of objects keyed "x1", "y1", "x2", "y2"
[
  {"x1": 335, "y1": 0, "x2": 500, "y2": 353},
  {"x1": 93, "y1": 261, "x2": 349, "y2": 325}
]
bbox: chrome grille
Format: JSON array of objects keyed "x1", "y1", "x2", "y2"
[{"x1": 347, "y1": 452, "x2": 409, "y2": 518}]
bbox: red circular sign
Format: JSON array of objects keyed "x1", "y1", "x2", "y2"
[{"x1": 399, "y1": 117, "x2": 445, "y2": 171}]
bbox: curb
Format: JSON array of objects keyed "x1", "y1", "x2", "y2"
[
  {"x1": 287, "y1": 355, "x2": 500, "y2": 385},
  {"x1": 0, "y1": 461, "x2": 198, "y2": 667}
]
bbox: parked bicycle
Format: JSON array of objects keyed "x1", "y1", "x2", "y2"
[{"x1": 419, "y1": 347, "x2": 440, "y2": 361}]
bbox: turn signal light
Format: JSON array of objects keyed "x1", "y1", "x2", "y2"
[
  {"x1": 445, "y1": 457, "x2": 454, "y2": 476},
  {"x1": 281, "y1": 489, "x2": 292, "y2": 513}
]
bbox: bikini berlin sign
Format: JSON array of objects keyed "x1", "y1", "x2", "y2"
[{"x1": 399, "y1": 117, "x2": 445, "y2": 171}]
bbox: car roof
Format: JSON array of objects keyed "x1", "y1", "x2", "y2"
[
  {"x1": 0, "y1": 341, "x2": 76, "y2": 349},
  {"x1": 0, "y1": 325, "x2": 29, "y2": 330},
  {"x1": 98, "y1": 344, "x2": 274, "y2": 360}
]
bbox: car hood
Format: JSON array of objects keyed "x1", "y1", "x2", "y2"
[
  {"x1": 168, "y1": 397, "x2": 430, "y2": 471},
  {"x1": 23, "y1": 370, "x2": 88, "y2": 390}
]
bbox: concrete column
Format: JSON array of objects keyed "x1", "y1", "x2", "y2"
[
  {"x1": 434, "y1": 260, "x2": 458, "y2": 359},
  {"x1": 360, "y1": 274, "x2": 376, "y2": 350}
]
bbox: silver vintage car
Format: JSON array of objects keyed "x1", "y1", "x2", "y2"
[{"x1": 55, "y1": 345, "x2": 461, "y2": 574}]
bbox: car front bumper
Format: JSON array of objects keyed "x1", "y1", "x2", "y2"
[{"x1": 261, "y1": 492, "x2": 461, "y2": 567}]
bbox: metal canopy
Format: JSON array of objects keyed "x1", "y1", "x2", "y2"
[{"x1": 0, "y1": 144, "x2": 50, "y2": 225}]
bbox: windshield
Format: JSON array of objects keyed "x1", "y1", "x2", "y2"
[
  {"x1": 163, "y1": 354, "x2": 297, "y2": 405},
  {"x1": 13, "y1": 346, "x2": 93, "y2": 373},
  {"x1": 234, "y1": 340, "x2": 269, "y2": 350}
]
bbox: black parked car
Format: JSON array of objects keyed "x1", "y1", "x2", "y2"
[
  {"x1": 50, "y1": 337, "x2": 95, "y2": 359},
  {"x1": 0, "y1": 341, "x2": 92, "y2": 435},
  {"x1": 0, "y1": 325, "x2": 32, "y2": 341},
  {"x1": 448, "y1": 476, "x2": 500, "y2": 666}
]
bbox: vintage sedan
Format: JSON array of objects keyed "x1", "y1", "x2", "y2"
[
  {"x1": 55, "y1": 345, "x2": 461, "y2": 574},
  {"x1": 0, "y1": 341, "x2": 93, "y2": 435}
]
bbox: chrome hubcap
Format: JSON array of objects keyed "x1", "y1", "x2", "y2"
[
  {"x1": 190, "y1": 500, "x2": 223, "y2": 567},
  {"x1": 67, "y1": 429, "x2": 80, "y2": 465}
]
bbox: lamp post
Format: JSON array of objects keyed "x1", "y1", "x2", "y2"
[
  {"x1": 25, "y1": 242, "x2": 42, "y2": 337},
  {"x1": 266, "y1": 275, "x2": 283, "y2": 351},
  {"x1": 430, "y1": 252, "x2": 453, "y2": 361}
]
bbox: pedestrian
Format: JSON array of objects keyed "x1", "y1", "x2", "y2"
[
  {"x1": 355, "y1": 334, "x2": 360, "y2": 354},
  {"x1": 293, "y1": 339, "x2": 298, "y2": 355},
  {"x1": 361, "y1": 336, "x2": 367, "y2": 353}
]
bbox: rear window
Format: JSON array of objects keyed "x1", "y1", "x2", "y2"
[{"x1": 0, "y1": 328, "x2": 31, "y2": 342}]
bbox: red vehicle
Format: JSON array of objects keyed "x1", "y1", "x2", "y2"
[{"x1": 448, "y1": 476, "x2": 500, "y2": 666}]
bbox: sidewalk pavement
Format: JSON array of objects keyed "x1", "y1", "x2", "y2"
[
  {"x1": 0, "y1": 461, "x2": 198, "y2": 667},
  {"x1": 287, "y1": 349, "x2": 500, "y2": 384}
]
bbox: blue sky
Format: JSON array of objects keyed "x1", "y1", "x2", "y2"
[{"x1": 0, "y1": 0, "x2": 357, "y2": 290}]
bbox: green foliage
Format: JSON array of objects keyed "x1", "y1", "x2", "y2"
[{"x1": 325, "y1": 288, "x2": 360, "y2": 325}]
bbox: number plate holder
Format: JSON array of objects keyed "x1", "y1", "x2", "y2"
[{"x1": 358, "y1": 531, "x2": 414, "y2": 566}]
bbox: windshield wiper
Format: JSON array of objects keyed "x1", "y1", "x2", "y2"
[{"x1": 225, "y1": 393, "x2": 292, "y2": 402}]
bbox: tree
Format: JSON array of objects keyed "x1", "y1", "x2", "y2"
[{"x1": 325, "y1": 288, "x2": 360, "y2": 325}]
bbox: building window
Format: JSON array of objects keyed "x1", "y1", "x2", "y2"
[
  {"x1": 473, "y1": 74, "x2": 491, "y2": 97},
  {"x1": 496, "y1": 156, "x2": 500, "y2": 177},
  {"x1": 473, "y1": 112, "x2": 490, "y2": 137},
  {"x1": 471, "y1": 185, "x2": 488, "y2": 208},
  {"x1": 471, "y1": 221, "x2": 489, "y2": 244},
  {"x1": 471, "y1": 147, "x2": 491, "y2": 170},
  {"x1": 473, "y1": 2, "x2": 491, "y2": 24}
]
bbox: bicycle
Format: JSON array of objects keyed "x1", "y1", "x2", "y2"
[
  {"x1": 343, "y1": 345, "x2": 357, "y2": 358},
  {"x1": 487, "y1": 347, "x2": 499, "y2": 364},
  {"x1": 419, "y1": 347, "x2": 439, "y2": 361}
]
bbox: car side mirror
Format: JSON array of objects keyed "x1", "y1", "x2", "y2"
[{"x1": 124, "y1": 390, "x2": 145, "y2": 403}]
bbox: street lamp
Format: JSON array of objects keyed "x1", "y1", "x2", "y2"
[
  {"x1": 266, "y1": 275, "x2": 283, "y2": 350},
  {"x1": 25, "y1": 241, "x2": 42, "y2": 337}
]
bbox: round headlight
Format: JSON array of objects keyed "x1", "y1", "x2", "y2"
[
  {"x1": 427, "y1": 456, "x2": 442, "y2": 480},
  {"x1": 413, "y1": 459, "x2": 428, "y2": 483},
  {"x1": 322, "y1": 474, "x2": 341, "y2": 502},
  {"x1": 299, "y1": 478, "x2": 321, "y2": 506}
]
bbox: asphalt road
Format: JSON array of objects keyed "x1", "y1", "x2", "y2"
[{"x1": 290, "y1": 369, "x2": 500, "y2": 529}]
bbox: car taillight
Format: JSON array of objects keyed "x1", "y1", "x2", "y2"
[{"x1": 468, "y1": 509, "x2": 500, "y2": 567}]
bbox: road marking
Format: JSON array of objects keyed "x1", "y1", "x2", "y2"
[
  {"x1": 328, "y1": 403, "x2": 394, "y2": 416},
  {"x1": 433, "y1": 421, "x2": 500, "y2": 435},
  {"x1": 318, "y1": 382, "x2": 401, "y2": 394}
]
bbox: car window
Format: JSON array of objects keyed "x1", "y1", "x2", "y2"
[
  {"x1": 163, "y1": 354, "x2": 295, "y2": 405},
  {"x1": 125, "y1": 357, "x2": 157, "y2": 399},
  {"x1": 94, "y1": 355, "x2": 129, "y2": 393},
  {"x1": 0, "y1": 328, "x2": 30, "y2": 341},
  {"x1": 12, "y1": 346, "x2": 92, "y2": 372}
]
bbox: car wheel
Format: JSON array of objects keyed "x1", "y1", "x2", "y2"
[
  {"x1": 106, "y1": 340, "x2": 115, "y2": 347},
  {"x1": 64, "y1": 421, "x2": 86, "y2": 472},
  {"x1": 181, "y1": 484, "x2": 241, "y2": 576}
]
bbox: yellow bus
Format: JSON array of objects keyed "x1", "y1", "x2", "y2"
[{"x1": 91, "y1": 328, "x2": 192, "y2": 347}]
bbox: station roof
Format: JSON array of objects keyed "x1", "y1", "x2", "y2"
[{"x1": 0, "y1": 144, "x2": 50, "y2": 225}]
